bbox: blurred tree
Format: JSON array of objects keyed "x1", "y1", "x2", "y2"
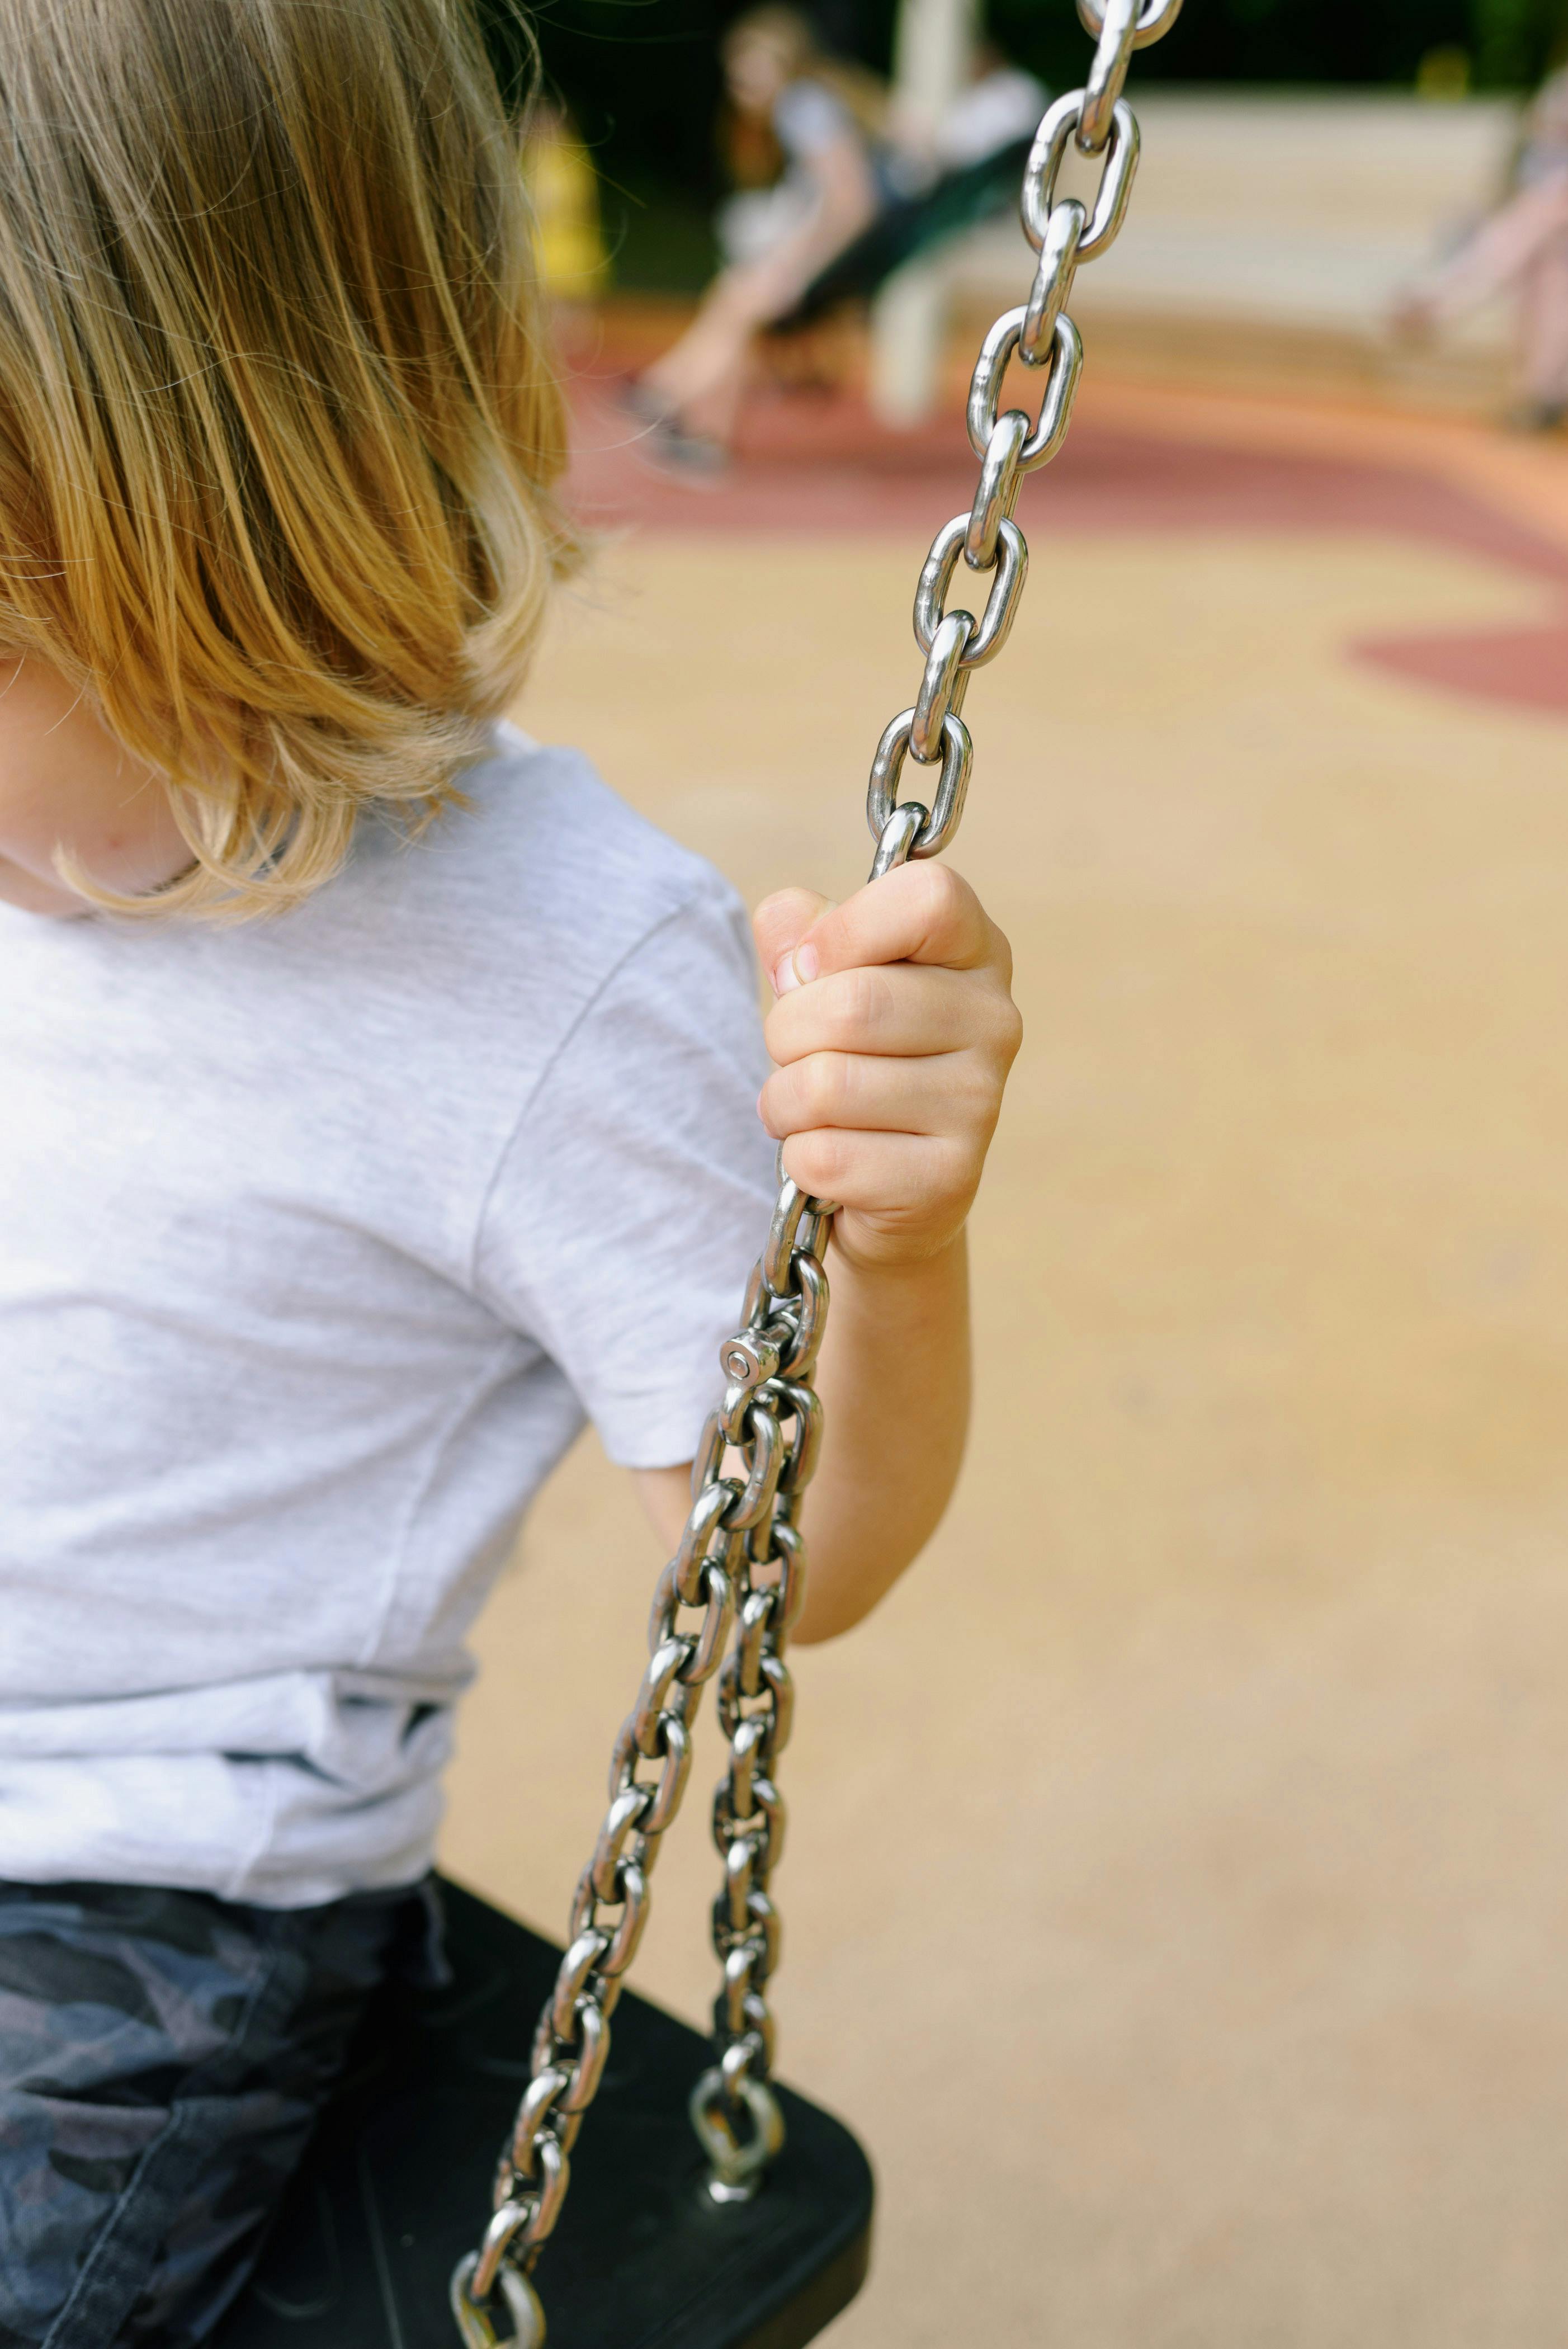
[
  {"x1": 1471, "y1": 0, "x2": 1568, "y2": 84},
  {"x1": 984, "y1": 0, "x2": 1564, "y2": 92}
]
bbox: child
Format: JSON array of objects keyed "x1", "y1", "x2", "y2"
[
  {"x1": 0, "y1": 3, "x2": 1021, "y2": 2343},
  {"x1": 1394, "y1": 66, "x2": 1568, "y2": 433},
  {"x1": 631, "y1": 5, "x2": 889, "y2": 467}
]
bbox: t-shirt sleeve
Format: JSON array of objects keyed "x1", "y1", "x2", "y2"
[
  {"x1": 471, "y1": 873, "x2": 779, "y2": 1469},
  {"x1": 773, "y1": 78, "x2": 855, "y2": 161}
]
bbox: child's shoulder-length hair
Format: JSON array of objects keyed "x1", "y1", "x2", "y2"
[{"x1": 0, "y1": 0, "x2": 577, "y2": 918}]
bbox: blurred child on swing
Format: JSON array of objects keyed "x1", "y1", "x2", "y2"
[{"x1": 627, "y1": 5, "x2": 893, "y2": 469}]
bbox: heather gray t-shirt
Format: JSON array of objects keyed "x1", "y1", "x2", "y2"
[{"x1": 0, "y1": 725, "x2": 776, "y2": 1905}]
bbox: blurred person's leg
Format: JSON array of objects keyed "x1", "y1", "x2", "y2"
[
  {"x1": 639, "y1": 272, "x2": 763, "y2": 420},
  {"x1": 1398, "y1": 175, "x2": 1568, "y2": 379},
  {"x1": 629, "y1": 261, "x2": 797, "y2": 467},
  {"x1": 637, "y1": 144, "x2": 879, "y2": 457},
  {"x1": 1514, "y1": 244, "x2": 1568, "y2": 426}
]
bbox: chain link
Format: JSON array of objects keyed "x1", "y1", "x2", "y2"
[
  {"x1": 452, "y1": 6, "x2": 1179, "y2": 2336},
  {"x1": 870, "y1": 30, "x2": 1177, "y2": 870}
]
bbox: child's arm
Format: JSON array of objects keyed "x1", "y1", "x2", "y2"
[{"x1": 634, "y1": 860, "x2": 1021, "y2": 1643}]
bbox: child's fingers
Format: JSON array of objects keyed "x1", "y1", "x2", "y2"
[
  {"x1": 791, "y1": 861, "x2": 999, "y2": 984},
  {"x1": 752, "y1": 887, "x2": 835, "y2": 997},
  {"x1": 759, "y1": 1048, "x2": 994, "y2": 1142},
  {"x1": 763, "y1": 963, "x2": 1007, "y2": 1064},
  {"x1": 780, "y1": 1126, "x2": 971, "y2": 1219}
]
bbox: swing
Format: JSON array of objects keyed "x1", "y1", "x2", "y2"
[
  {"x1": 218, "y1": 6, "x2": 1180, "y2": 2342},
  {"x1": 772, "y1": 136, "x2": 1036, "y2": 337},
  {"x1": 214, "y1": 1879, "x2": 873, "y2": 2349}
]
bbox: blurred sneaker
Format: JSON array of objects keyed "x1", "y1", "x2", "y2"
[
  {"x1": 616, "y1": 376, "x2": 668, "y2": 428},
  {"x1": 636, "y1": 416, "x2": 729, "y2": 483}
]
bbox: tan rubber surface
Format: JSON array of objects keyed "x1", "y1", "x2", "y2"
[{"x1": 442, "y1": 375, "x2": 1568, "y2": 2345}]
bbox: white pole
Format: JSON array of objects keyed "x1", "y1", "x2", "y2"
[{"x1": 868, "y1": 0, "x2": 977, "y2": 427}]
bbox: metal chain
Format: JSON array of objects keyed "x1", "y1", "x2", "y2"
[
  {"x1": 451, "y1": 4, "x2": 1179, "y2": 2338},
  {"x1": 684, "y1": 1181, "x2": 825, "y2": 2202}
]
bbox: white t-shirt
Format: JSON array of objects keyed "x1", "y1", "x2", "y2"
[
  {"x1": 772, "y1": 78, "x2": 854, "y2": 166},
  {"x1": 0, "y1": 726, "x2": 777, "y2": 1906}
]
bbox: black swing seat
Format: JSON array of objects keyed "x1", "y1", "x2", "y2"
[
  {"x1": 772, "y1": 136, "x2": 1035, "y2": 336},
  {"x1": 216, "y1": 1879, "x2": 874, "y2": 2349}
]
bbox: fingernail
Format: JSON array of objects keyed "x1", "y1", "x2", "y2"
[
  {"x1": 772, "y1": 952, "x2": 800, "y2": 996},
  {"x1": 794, "y1": 942, "x2": 820, "y2": 984}
]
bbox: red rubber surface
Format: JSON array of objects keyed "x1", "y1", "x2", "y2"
[{"x1": 568, "y1": 378, "x2": 1568, "y2": 720}]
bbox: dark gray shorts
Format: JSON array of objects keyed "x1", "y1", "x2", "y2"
[{"x1": 0, "y1": 1876, "x2": 445, "y2": 2348}]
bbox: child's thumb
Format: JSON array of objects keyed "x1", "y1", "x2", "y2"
[{"x1": 753, "y1": 886, "x2": 835, "y2": 996}]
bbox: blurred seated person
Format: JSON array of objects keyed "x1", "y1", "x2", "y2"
[
  {"x1": 1394, "y1": 65, "x2": 1568, "y2": 432},
  {"x1": 630, "y1": 6, "x2": 889, "y2": 469}
]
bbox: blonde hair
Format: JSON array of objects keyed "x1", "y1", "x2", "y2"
[
  {"x1": 722, "y1": 6, "x2": 888, "y2": 147},
  {"x1": 0, "y1": 0, "x2": 576, "y2": 918}
]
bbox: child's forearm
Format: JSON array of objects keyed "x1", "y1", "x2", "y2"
[
  {"x1": 637, "y1": 861, "x2": 1016, "y2": 1645},
  {"x1": 631, "y1": 1234, "x2": 970, "y2": 1641},
  {"x1": 792, "y1": 1233, "x2": 970, "y2": 1642}
]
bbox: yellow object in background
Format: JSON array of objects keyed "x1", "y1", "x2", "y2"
[
  {"x1": 525, "y1": 107, "x2": 610, "y2": 302},
  {"x1": 1415, "y1": 44, "x2": 1471, "y2": 100}
]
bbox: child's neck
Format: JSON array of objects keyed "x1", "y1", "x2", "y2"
[{"x1": 0, "y1": 657, "x2": 188, "y2": 916}]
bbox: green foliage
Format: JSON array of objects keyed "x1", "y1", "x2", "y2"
[
  {"x1": 986, "y1": 0, "x2": 1568, "y2": 92},
  {"x1": 1471, "y1": 0, "x2": 1568, "y2": 84}
]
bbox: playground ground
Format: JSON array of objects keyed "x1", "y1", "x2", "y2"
[{"x1": 441, "y1": 318, "x2": 1568, "y2": 2346}]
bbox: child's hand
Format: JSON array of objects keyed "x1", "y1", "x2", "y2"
[{"x1": 753, "y1": 865, "x2": 1022, "y2": 1272}]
